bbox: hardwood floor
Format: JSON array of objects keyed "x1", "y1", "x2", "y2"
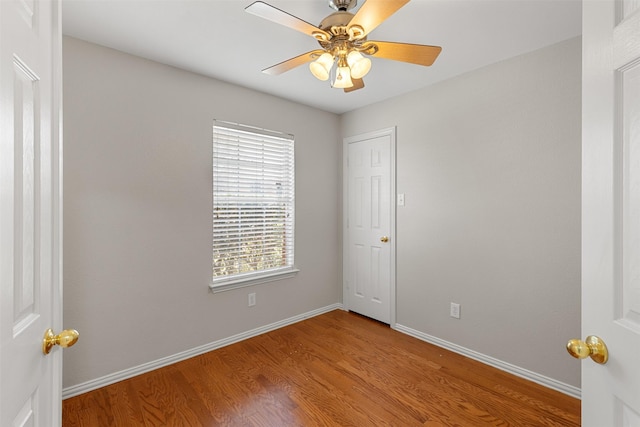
[{"x1": 62, "y1": 310, "x2": 580, "y2": 426}]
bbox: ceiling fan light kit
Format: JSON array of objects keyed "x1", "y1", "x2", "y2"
[
  {"x1": 346, "y1": 51, "x2": 371, "y2": 79},
  {"x1": 246, "y1": 0, "x2": 442, "y2": 93},
  {"x1": 309, "y1": 52, "x2": 334, "y2": 81},
  {"x1": 333, "y1": 62, "x2": 354, "y2": 88}
]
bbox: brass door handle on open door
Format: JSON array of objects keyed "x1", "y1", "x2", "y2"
[
  {"x1": 42, "y1": 328, "x2": 79, "y2": 355},
  {"x1": 566, "y1": 335, "x2": 608, "y2": 364},
  {"x1": 380, "y1": 236, "x2": 389, "y2": 243}
]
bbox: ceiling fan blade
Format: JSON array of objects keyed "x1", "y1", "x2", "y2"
[
  {"x1": 246, "y1": 1, "x2": 330, "y2": 41},
  {"x1": 262, "y1": 50, "x2": 326, "y2": 75},
  {"x1": 368, "y1": 41, "x2": 442, "y2": 66},
  {"x1": 348, "y1": 0, "x2": 410, "y2": 38},
  {"x1": 344, "y1": 78, "x2": 365, "y2": 93}
]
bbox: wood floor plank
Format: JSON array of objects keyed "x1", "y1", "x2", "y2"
[{"x1": 63, "y1": 310, "x2": 580, "y2": 426}]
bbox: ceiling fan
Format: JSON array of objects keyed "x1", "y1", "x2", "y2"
[{"x1": 245, "y1": 0, "x2": 442, "y2": 93}]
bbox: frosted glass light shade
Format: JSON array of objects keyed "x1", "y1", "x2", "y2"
[
  {"x1": 333, "y1": 66, "x2": 354, "y2": 88},
  {"x1": 309, "y1": 53, "x2": 334, "y2": 81},
  {"x1": 346, "y1": 51, "x2": 371, "y2": 79}
]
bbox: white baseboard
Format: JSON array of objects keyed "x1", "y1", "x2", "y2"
[
  {"x1": 62, "y1": 303, "x2": 344, "y2": 399},
  {"x1": 393, "y1": 323, "x2": 581, "y2": 400}
]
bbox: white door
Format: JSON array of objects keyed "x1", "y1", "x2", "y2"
[
  {"x1": 344, "y1": 128, "x2": 395, "y2": 324},
  {"x1": 0, "y1": 1, "x2": 64, "y2": 426},
  {"x1": 581, "y1": 0, "x2": 640, "y2": 424}
]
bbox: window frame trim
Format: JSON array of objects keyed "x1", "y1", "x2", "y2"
[{"x1": 209, "y1": 267, "x2": 300, "y2": 293}]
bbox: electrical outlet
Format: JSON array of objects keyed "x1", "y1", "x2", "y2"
[
  {"x1": 397, "y1": 193, "x2": 405, "y2": 206},
  {"x1": 450, "y1": 302, "x2": 461, "y2": 319},
  {"x1": 248, "y1": 292, "x2": 256, "y2": 307}
]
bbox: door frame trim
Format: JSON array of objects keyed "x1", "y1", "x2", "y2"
[
  {"x1": 52, "y1": 0, "x2": 64, "y2": 420},
  {"x1": 342, "y1": 127, "x2": 397, "y2": 327}
]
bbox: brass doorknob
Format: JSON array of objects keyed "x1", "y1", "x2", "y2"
[
  {"x1": 42, "y1": 328, "x2": 79, "y2": 355},
  {"x1": 566, "y1": 335, "x2": 608, "y2": 364},
  {"x1": 380, "y1": 236, "x2": 389, "y2": 243}
]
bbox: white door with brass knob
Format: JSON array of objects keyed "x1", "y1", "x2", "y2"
[
  {"x1": 581, "y1": 0, "x2": 640, "y2": 424},
  {"x1": 344, "y1": 128, "x2": 395, "y2": 324},
  {"x1": 0, "y1": 1, "x2": 68, "y2": 426}
]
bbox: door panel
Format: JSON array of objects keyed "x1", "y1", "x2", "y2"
[
  {"x1": 345, "y1": 129, "x2": 395, "y2": 324},
  {"x1": 0, "y1": 0, "x2": 62, "y2": 425},
  {"x1": 582, "y1": 0, "x2": 640, "y2": 424},
  {"x1": 12, "y1": 54, "x2": 40, "y2": 337},
  {"x1": 621, "y1": 62, "x2": 640, "y2": 329}
]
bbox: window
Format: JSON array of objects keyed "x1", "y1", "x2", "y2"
[{"x1": 211, "y1": 121, "x2": 296, "y2": 291}]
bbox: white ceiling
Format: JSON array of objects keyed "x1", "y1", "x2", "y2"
[{"x1": 62, "y1": 0, "x2": 582, "y2": 114}]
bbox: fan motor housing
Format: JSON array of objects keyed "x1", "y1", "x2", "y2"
[
  {"x1": 317, "y1": 10, "x2": 368, "y2": 53},
  {"x1": 319, "y1": 11, "x2": 354, "y2": 32}
]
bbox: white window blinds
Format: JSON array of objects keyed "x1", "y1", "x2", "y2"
[{"x1": 212, "y1": 121, "x2": 295, "y2": 285}]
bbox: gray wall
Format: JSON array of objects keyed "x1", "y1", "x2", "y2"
[
  {"x1": 63, "y1": 35, "x2": 581, "y2": 391},
  {"x1": 341, "y1": 37, "x2": 581, "y2": 387},
  {"x1": 62, "y1": 37, "x2": 342, "y2": 387}
]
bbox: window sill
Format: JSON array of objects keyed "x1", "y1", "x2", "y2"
[{"x1": 209, "y1": 268, "x2": 300, "y2": 293}]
